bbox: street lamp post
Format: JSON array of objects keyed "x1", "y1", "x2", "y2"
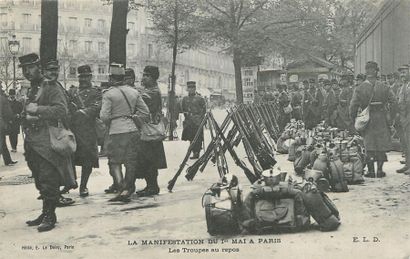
[{"x1": 8, "y1": 35, "x2": 20, "y2": 90}]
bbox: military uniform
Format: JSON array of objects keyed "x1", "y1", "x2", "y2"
[
  {"x1": 7, "y1": 90, "x2": 23, "y2": 151},
  {"x1": 290, "y1": 88, "x2": 303, "y2": 121},
  {"x1": 302, "y1": 85, "x2": 317, "y2": 130},
  {"x1": 277, "y1": 86, "x2": 291, "y2": 131},
  {"x1": 337, "y1": 86, "x2": 354, "y2": 132},
  {"x1": 181, "y1": 82, "x2": 207, "y2": 157},
  {"x1": 397, "y1": 67, "x2": 410, "y2": 174}
]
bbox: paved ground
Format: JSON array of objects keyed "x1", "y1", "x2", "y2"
[{"x1": 1, "y1": 109, "x2": 410, "y2": 259}]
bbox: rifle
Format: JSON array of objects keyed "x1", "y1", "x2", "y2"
[
  {"x1": 167, "y1": 112, "x2": 210, "y2": 191},
  {"x1": 185, "y1": 113, "x2": 232, "y2": 181},
  {"x1": 209, "y1": 112, "x2": 258, "y2": 183},
  {"x1": 230, "y1": 108, "x2": 263, "y2": 177}
]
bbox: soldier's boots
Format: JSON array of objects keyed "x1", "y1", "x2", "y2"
[
  {"x1": 37, "y1": 200, "x2": 57, "y2": 232},
  {"x1": 26, "y1": 213, "x2": 46, "y2": 226},
  {"x1": 137, "y1": 172, "x2": 160, "y2": 197},
  {"x1": 396, "y1": 166, "x2": 408, "y2": 173}
]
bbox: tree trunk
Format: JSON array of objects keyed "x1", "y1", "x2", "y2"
[
  {"x1": 233, "y1": 47, "x2": 243, "y2": 104},
  {"x1": 168, "y1": 0, "x2": 179, "y2": 140},
  {"x1": 40, "y1": 0, "x2": 58, "y2": 66},
  {"x1": 109, "y1": 0, "x2": 128, "y2": 66}
]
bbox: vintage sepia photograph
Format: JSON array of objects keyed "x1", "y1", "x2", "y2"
[{"x1": 0, "y1": 0, "x2": 410, "y2": 258}]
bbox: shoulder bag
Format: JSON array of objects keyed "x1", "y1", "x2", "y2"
[
  {"x1": 118, "y1": 88, "x2": 166, "y2": 141},
  {"x1": 36, "y1": 84, "x2": 77, "y2": 157},
  {"x1": 354, "y1": 87, "x2": 374, "y2": 132}
]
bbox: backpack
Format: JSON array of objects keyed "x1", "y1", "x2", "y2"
[
  {"x1": 343, "y1": 156, "x2": 364, "y2": 184},
  {"x1": 328, "y1": 157, "x2": 349, "y2": 192},
  {"x1": 203, "y1": 185, "x2": 242, "y2": 236},
  {"x1": 302, "y1": 187, "x2": 341, "y2": 232},
  {"x1": 294, "y1": 146, "x2": 312, "y2": 175}
]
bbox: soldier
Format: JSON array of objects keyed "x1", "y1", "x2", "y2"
[
  {"x1": 7, "y1": 89, "x2": 23, "y2": 152},
  {"x1": 323, "y1": 79, "x2": 337, "y2": 127},
  {"x1": 396, "y1": 65, "x2": 410, "y2": 174},
  {"x1": 100, "y1": 63, "x2": 149, "y2": 202},
  {"x1": 302, "y1": 80, "x2": 316, "y2": 129},
  {"x1": 136, "y1": 66, "x2": 167, "y2": 197},
  {"x1": 350, "y1": 61, "x2": 396, "y2": 178},
  {"x1": 69, "y1": 65, "x2": 102, "y2": 197},
  {"x1": 337, "y1": 74, "x2": 354, "y2": 132},
  {"x1": 277, "y1": 84, "x2": 291, "y2": 131},
  {"x1": 0, "y1": 89, "x2": 16, "y2": 165},
  {"x1": 20, "y1": 54, "x2": 76, "y2": 231},
  {"x1": 331, "y1": 78, "x2": 341, "y2": 104},
  {"x1": 181, "y1": 81, "x2": 207, "y2": 159},
  {"x1": 355, "y1": 74, "x2": 366, "y2": 87},
  {"x1": 290, "y1": 83, "x2": 303, "y2": 121},
  {"x1": 310, "y1": 78, "x2": 323, "y2": 126}
]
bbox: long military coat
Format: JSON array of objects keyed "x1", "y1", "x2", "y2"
[
  {"x1": 69, "y1": 85, "x2": 102, "y2": 167},
  {"x1": 24, "y1": 79, "x2": 77, "y2": 188},
  {"x1": 350, "y1": 80, "x2": 396, "y2": 152},
  {"x1": 7, "y1": 98, "x2": 23, "y2": 135},
  {"x1": 181, "y1": 94, "x2": 206, "y2": 141}
]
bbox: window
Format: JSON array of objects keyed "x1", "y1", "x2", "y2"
[
  {"x1": 128, "y1": 43, "x2": 135, "y2": 55},
  {"x1": 98, "y1": 42, "x2": 105, "y2": 54},
  {"x1": 85, "y1": 41, "x2": 92, "y2": 52},
  {"x1": 128, "y1": 22, "x2": 135, "y2": 32},
  {"x1": 0, "y1": 13, "x2": 7, "y2": 27},
  {"x1": 69, "y1": 40, "x2": 77, "y2": 50},
  {"x1": 98, "y1": 19, "x2": 105, "y2": 31},
  {"x1": 148, "y1": 44, "x2": 153, "y2": 58},
  {"x1": 22, "y1": 37, "x2": 32, "y2": 52},
  {"x1": 98, "y1": 65, "x2": 106, "y2": 74},
  {"x1": 84, "y1": 18, "x2": 92, "y2": 27},
  {"x1": 22, "y1": 14, "x2": 31, "y2": 24},
  {"x1": 69, "y1": 66, "x2": 77, "y2": 76},
  {"x1": 244, "y1": 70, "x2": 253, "y2": 76}
]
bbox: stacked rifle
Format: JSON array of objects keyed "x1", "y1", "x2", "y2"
[{"x1": 168, "y1": 102, "x2": 282, "y2": 191}]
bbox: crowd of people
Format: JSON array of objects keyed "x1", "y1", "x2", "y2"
[{"x1": 0, "y1": 52, "x2": 208, "y2": 232}]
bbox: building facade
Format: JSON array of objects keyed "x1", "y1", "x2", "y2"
[
  {"x1": 0, "y1": 0, "x2": 235, "y2": 95},
  {"x1": 355, "y1": 0, "x2": 410, "y2": 74}
]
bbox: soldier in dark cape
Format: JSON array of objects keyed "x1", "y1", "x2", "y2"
[
  {"x1": 7, "y1": 88, "x2": 23, "y2": 152},
  {"x1": 181, "y1": 81, "x2": 206, "y2": 159},
  {"x1": 135, "y1": 66, "x2": 167, "y2": 197}
]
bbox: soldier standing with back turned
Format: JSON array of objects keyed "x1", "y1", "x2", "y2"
[
  {"x1": 181, "y1": 81, "x2": 206, "y2": 159},
  {"x1": 69, "y1": 65, "x2": 102, "y2": 197}
]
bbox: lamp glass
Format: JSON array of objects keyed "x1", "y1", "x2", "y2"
[{"x1": 9, "y1": 41, "x2": 20, "y2": 55}]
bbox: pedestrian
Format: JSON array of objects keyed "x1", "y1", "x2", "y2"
[
  {"x1": 181, "y1": 81, "x2": 207, "y2": 159},
  {"x1": 7, "y1": 89, "x2": 23, "y2": 152},
  {"x1": 20, "y1": 54, "x2": 76, "y2": 232},
  {"x1": 135, "y1": 66, "x2": 167, "y2": 197},
  {"x1": 68, "y1": 65, "x2": 102, "y2": 197},
  {"x1": 0, "y1": 89, "x2": 17, "y2": 166},
  {"x1": 350, "y1": 61, "x2": 396, "y2": 178},
  {"x1": 100, "y1": 63, "x2": 149, "y2": 202},
  {"x1": 396, "y1": 65, "x2": 410, "y2": 175}
]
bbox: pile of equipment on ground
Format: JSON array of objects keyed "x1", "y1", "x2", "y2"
[{"x1": 203, "y1": 170, "x2": 341, "y2": 235}]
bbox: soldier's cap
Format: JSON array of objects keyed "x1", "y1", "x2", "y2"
[
  {"x1": 356, "y1": 73, "x2": 365, "y2": 80},
  {"x1": 381, "y1": 74, "x2": 387, "y2": 78},
  {"x1": 187, "y1": 81, "x2": 196, "y2": 88},
  {"x1": 386, "y1": 73, "x2": 393, "y2": 78},
  {"x1": 125, "y1": 68, "x2": 135, "y2": 79},
  {"x1": 302, "y1": 80, "x2": 309, "y2": 84},
  {"x1": 9, "y1": 89, "x2": 16, "y2": 95},
  {"x1": 331, "y1": 78, "x2": 338, "y2": 83},
  {"x1": 365, "y1": 61, "x2": 379, "y2": 71},
  {"x1": 18, "y1": 53, "x2": 40, "y2": 67},
  {"x1": 277, "y1": 83, "x2": 287, "y2": 89},
  {"x1": 398, "y1": 64, "x2": 409, "y2": 71},
  {"x1": 78, "y1": 65, "x2": 92, "y2": 76},
  {"x1": 44, "y1": 60, "x2": 59, "y2": 70},
  {"x1": 308, "y1": 78, "x2": 316, "y2": 83},
  {"x1": 143, "y1": 65, "x2": 159, "y2": 80},
  {"x1": 109, "y1": 63, "x2": 125, "y2": 76}
]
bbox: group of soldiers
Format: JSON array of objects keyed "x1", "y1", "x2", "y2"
[
  {"x1": 267, "y1": 61, "x2": 410, "y2": 178},
  {"x1": 6, "y1": 51, "x2": 207, "y2": 233}
]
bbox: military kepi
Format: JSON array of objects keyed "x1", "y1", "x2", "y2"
[
  {"x1": 78, "y1": 65, "x2": 92, "y2": 77},
  {"x1": 109, "y1": 63, "x2": 125, "y2": 75},
  {"x1": 143, "y1": 66, "x2": 159, "y2": 80},
  {"x1": 18, "y1": 53, "x2": 40, "y2": 67},
  {"x1": 187, "y1": 81, "x2": 196, "y2": 88},
  {"x1": 44, "y1": 60, "x2": 59, "y2": 70}
]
